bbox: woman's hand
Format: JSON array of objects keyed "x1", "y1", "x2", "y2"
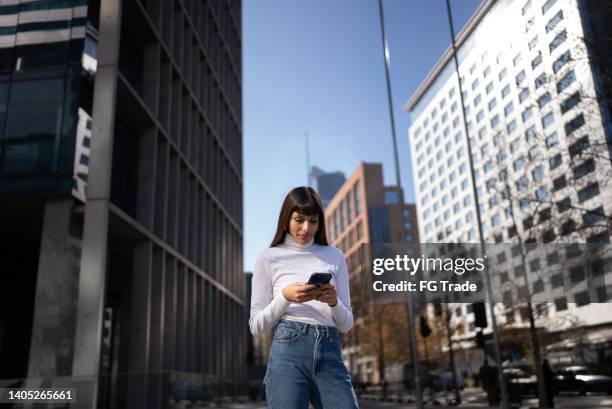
[
  {"x1": 316, "y1": 283, "x2": 338, "y2": 307},
  {"x1": 282, "y1": 283, "x2": 319, "y2": 303}
]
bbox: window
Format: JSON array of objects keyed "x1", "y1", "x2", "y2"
[
  {"x1": 528, "y1": 37, "x2": 538, "y2": 50},
  {"x1": 565, "y1": 113, "x2": 585, "y2": 135},
  {"x1": 490, "y1": 114, "x2": 500, "y2": 128},
  {"x1": 557, "y1": 70, "x2": 576, "y2": 93},
  {"x1": 510, "y1": 138, "x2": 521, "y2": 153},
  {"x1": 536, "y1": 186, "x2": 549, "y2": 200},
  {"x1": 532, "y1": 165, "x2": 544, "y2": 181},
  {"x1": 513, "y1": 158, "x2": 525, "y2": 171},
  {"x1": 516, "y1": 175, "x2": 529, "y2": 191},
  {"x1": 519, "y1": 88, "x2": 530, "y2": 103},
  {"x1": 478, "y1": 126, "x2": 487, "y2": 140},
  {"x1": 578, "y1": 183, "x2": 600, "y2": 202},
  {"x1": 499, "y1": 68, "x2": 507, "y2": 80},
  {"x1": 488, "y1": 98, "x2": 497, "y2": 110},
  {"x1": 516, "y1": 70, "x2": 526, "y2": 85},
  {"x1": 539, "y1": 208, "x2": 551, "y2": 222},
  {"x1": 535, "y1": 72, "x2": 548, "y2": 89},
  {"x1": 549, "y1": 153, "x2": 562, "y2": 169},
  {"x1": 569, "y1": 135, "x2": 589, "y2": 158},
  {"x1": 538, "y1": 92, "x2": 551, "y2": 108},
  {"x1": 513, "y1": 53, "x2": 522, "y2": 66},
  {"x1": 553, "y1": 50, "x2": 571, "y2": 73},
  {"x1": 525, "y1": 17, "x2": 535, "y2": 33},
  {"x1": 472, "y1": 78, "x2": 480, "y2": 90},
  {"x1": 521, "y1": 0, "x2": 532, "y2": 15},
  {"x1": 522, "y1": 107, "x2": 533, "y2": 122},
  {"x1": 561, "y1": 92, "x2": 580, "y2": 113},
  {"x1": 574, "y1": 291, "x2": 590, "y2": 307},
  {"x1": 542, "y1": 0, "x2": 558, "y2": 15},
  {"x1": 542, "y1": 111, "x2": 555, "y2": 128},
  {"x1": 573, "y1": 159, "x2": 595, "y2": 179},
  {"x1": 529, "y1": 146, "x2": 541, "y2": 159},
  {"x1": 486, "y1": 81, "x2": 494, "y2": 94},
  {"x1": 583, "y1": 207, "x2": 605, "y2": 226},
  {"x1": 484, "y1": 65, "x2": 491, "y2": 77},
  {"x1": 531, "y1": 52, "x2": 543, "y2": 69},
  {"x1": 474, "y1": 94, "x2": 482, "y2": 106},
  {"x1": 546, "y1": 10, "x2": 563, "y2": 33},
  {"x1": 524, "y1": 126, "x2": 536, "y2": 144},
  {"x1": 552, "y1": 175, "x2": 566, "y2": 191},
  {"x1": 504, "y1": 102, "x2": 514, "y2": 116},
  {"x1": 549, "y1": 30, "x2": 567, "y2": 53},
  {"x1": 476, "y1": 110, "x2": 485, "y2": 123},
  {"x1": 520, "y1": 197, "x2": 530, "y2": 210},
  {"x1": 507, "y1": 119, "x2": 517, "y2": 133},
  {"x1": 502, "y1": 84, "x2": 511, "y2": 98},
  {"x1": 557, "y1": 197, "x2": 571, "y2": 212},
  {"x1": 554, "y1": 297, "x2": 568, "y2": 312}
]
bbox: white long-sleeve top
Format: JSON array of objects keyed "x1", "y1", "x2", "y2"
[{"x1": 249, "y1": 234, "x2": 353, "y2": 336}]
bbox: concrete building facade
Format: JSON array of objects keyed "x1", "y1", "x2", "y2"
[
  {"x1": 325, "y1": 162, "x2": 419, "y2": 384},
  {"x1": 0, "y1": 0, "x2": 244, "y2": 407},
  {"x1": 405, "y1": 0, "x2": 612, "y2": 367}
]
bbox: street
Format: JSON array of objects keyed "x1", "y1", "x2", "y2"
[
  {"x1": 219, "y1": 388, "x2": 612, "y2": 409},
  {"x1": 357, "y1": 388, "x2": 612, "y2": 409}
]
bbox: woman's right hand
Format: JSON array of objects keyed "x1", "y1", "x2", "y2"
[{"x1": 282, "y1": 282, "x2": 319, "y2": 303}]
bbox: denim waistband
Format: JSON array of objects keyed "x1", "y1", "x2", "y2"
[{"x1": 278, "y1": 319, "x2": 338, "y2": 338}]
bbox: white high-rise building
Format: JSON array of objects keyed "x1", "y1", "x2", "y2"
[{"x1": 404, "y1": 0, "x2": 612, "y2": 362}]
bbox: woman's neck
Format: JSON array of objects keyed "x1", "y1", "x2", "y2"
[{"x1": 283, "y1": 233, "x2": 314, "y2": 250}]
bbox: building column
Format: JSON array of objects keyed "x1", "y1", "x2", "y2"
[
  {"x1": 71, "y1": 0, "x2": 122, "y2": 407},
  {"x1": 27, "y1": 199, "x2": 80, "y2": 379}
]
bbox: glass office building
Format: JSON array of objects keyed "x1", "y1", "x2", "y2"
[{"x1": 0, "y1": 0, "x2": 244, "y2": 407}]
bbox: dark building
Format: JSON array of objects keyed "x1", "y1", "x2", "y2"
[
  {"x1": 579, "y1": 0, "x2": 612, "y2": 138},
  {"x1": 0, "y1": 0, "x2": 244, "y2": 407},
  {"x1": 310, "y1": 165, "x2": 346, "y2": 208}
]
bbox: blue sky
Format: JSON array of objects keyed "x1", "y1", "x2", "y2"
[{"x1": 243, "y1": 0, "x2": 482, "y2": 270}]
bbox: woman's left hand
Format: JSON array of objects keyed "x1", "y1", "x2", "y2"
[{"x1": 316, "y1": 283, "x2": 338, "y2": 307}]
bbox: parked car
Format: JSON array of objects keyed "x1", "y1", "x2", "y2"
[
  {"x1": 431, "y1": 371, "x2": 465, "y2": 391},
  {"x1": 503, "y1": 367, "x2": 537, "y2": 397},
  {"x1": 554, "y1": 365, "x2": 612, "y2": 395}
]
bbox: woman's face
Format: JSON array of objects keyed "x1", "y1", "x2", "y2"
[{"x1": 288, "y1": 211, "x2": 319, "y2": 245}]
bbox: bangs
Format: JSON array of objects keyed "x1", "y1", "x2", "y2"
[
  {"x1": 293, "y1": 191, "x2": 322, "y2": 217},
  {"x1": 293, "y1": 202, "x2": 320, "y2": 217}
]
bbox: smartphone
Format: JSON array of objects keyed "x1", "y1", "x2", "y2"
[{"x1": 307, "y1": 272, "x2": 332, "y2": 286}]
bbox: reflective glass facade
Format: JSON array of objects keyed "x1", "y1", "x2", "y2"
[{"x1": 0, "y1": 0, "x2": 89, "y2": 197}]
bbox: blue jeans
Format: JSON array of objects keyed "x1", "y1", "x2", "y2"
[{"x1": 264, "y1": 319, "x2": 359, "y2": 409}]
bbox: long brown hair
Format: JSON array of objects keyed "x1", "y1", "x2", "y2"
[{"x1": 270, "y1": 187, "x2": 329, "y2": 247}]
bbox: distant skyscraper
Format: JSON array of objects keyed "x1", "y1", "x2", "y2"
[{"x1": 310, "y1": 165, "x2": 346, "y2": 207}]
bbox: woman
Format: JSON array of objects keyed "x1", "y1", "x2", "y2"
[{"x1": 249, "y1": 186, "x2": 358, "y2": 409}]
